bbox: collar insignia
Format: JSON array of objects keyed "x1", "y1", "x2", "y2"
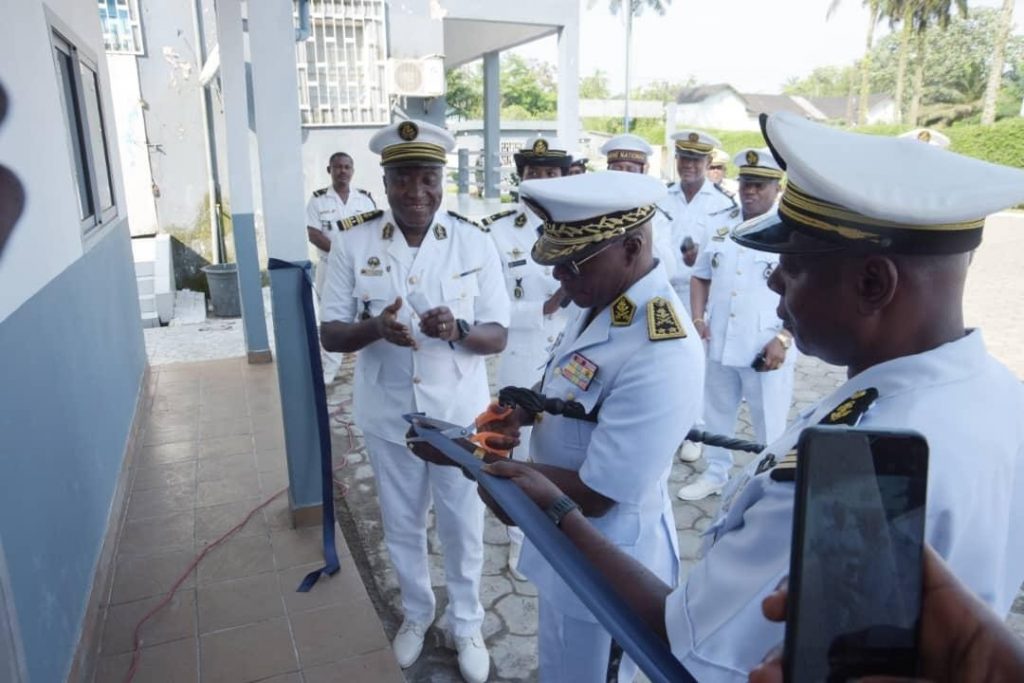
[
  {"x1": 515, "y1": 212, "x2": 528, "y2": 227},
  {"x1": 433, "y1": 224, "x2": 447, "y2": 240},
  {"x1": 610, "y1": 294, "x2": 636, "y2": 327}
]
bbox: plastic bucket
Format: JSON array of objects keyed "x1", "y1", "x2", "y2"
[{"x1": 202, "y1": 263, "x2": 241, "y2": 317}]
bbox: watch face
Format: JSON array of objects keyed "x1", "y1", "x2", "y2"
[{"x1": 457, "y1": 319, "x2": 471, "y2": 340}]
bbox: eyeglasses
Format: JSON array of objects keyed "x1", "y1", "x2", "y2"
[
  {"x1": 563, "y1": 236, "x2": 624, "y2": 276},
  {"x1": 709, "y1": 165, "x2": 725, "y2": 171}
]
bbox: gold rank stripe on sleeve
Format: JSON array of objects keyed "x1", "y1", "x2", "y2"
[
  {"x1": 646, "y1": 297, "x2": 686, "y2": 341},
  {"x1": 610, "y1": 294, "x2": 636, "y2": 327},
  {"x1": 769, "y1": 387, "x2": 880, "y2": 482},
  {"x1": 479, "y1": 209, "x2": 517, "y2": 227},
  {"x1": 340, "y1": 210, "x2": 383, "y2": 230}
]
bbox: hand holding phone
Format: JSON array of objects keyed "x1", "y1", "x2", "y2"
[{"x1": 784, "y1": 427, "x2": 929, "y2": 683}]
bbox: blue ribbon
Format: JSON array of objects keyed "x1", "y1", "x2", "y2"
[
  {"x1": 406, "y1": 415, "x2": 695, "y2": 683},
  {"x1": 267, "y1": 258, "x2": 341, "y2": 592}
]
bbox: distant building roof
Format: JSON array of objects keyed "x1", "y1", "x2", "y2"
[
  {"x1": 675, "y1": 84, "x2": 737, "y2": 104},
  {"x1": 674, "y1": 83, "x2": 822, "y2": 120},
  {"x1": 807, "y1": 94, "x2": 894, "y2": 122}
]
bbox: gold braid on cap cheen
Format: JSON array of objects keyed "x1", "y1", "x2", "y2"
[{"x1": 528, "y1": 202, "x2": 657, "y2": 263}]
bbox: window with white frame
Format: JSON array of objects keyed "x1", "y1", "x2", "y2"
[
  {"x1": 51, "y1": 29, "x2": 117, "y2": 232},
  {"x1": 97, "y1": 0, "x2": 144, "y2": 55},
  {"x1": 294, "y1": 0, "x2": 389, "y2": 126}
]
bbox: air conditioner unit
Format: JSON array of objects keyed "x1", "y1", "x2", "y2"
[{"x1": 387, "y1": 57, "x2": 445, "y2": 98}]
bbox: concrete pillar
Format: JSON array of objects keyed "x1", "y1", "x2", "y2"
[
  {"x1": 214, "y1": 0, "x2": 270, "y2": 364},
  {"x1": 557, "y1": 14, "x2": 580, "y2": 156},
  {"x1": 483, "y1": 50, "x2": 500, "y2": 199},
  {"x1": 247, "y1": 0, "x2": 322, "y2": 525}
]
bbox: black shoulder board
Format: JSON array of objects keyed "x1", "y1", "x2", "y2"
[
  {"x1": 480, "y1": 209, "x2": 517, "y2": 227},
  {"x1": 712, "y1": 182, "x2": 739, "y2": 208},
  {"x1": 819, "y1": 388, "x2": 879, "y2": 427},
  {"x1": 665, "y1": 180, "x2": 675, "y2": 188},
  {"x1": 357, "y1": 188, "x2": 376, "y2": 207},
  {"x1": 312, "y1": 187, "x2": 328, "y2": 198},
  {"x1": 448, "y1": 210, "x2": 488, "y2": 231},
  {"x1": 655, "y1": 205, "x2": 673, "y2": 221},
  {"x1": 340, "y1": 209, "x2": 383, "y2": 231}
]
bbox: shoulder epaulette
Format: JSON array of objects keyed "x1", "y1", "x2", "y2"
[
  {"x1": 312, "y1": 187, "x2": 328, "y2": 198},
  {"x1": 712, "y1": 182, "x2": 739, "y2": 209},
  {"x1": 666, "y1": 180, "x2": 675, "y2": 188},
  {"x1": 479, "y1": 209, "x2": 517, "y2": 227},
  {"x1": 340, "y1": 209, "x2": 383, "y2": 230},
  {"x1": 447, "y1": 210, "x2": 488, "y2": 232},
  {"x1": 646, "y1": 297, "x2": 687, "y2": 341},
  {"x1": 655, "y1": 205, "x2": 673, "y2": 221},
  {"x1": 769, "y1": 387, "x2": 879, "y2": 482},
  {"x1": 357, "y1": 188, "x2": 376, "y2": 207}
]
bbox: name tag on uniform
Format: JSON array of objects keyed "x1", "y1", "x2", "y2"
[
  {"x1": 711, "y1": 226, "x2": 730, "y2": 242},
  {"x1": 508, "y1": 259, "x2": 527, "y2": 268},
  {"x1": 561, "y1": 352, "x2": 598, "y2": 391}
]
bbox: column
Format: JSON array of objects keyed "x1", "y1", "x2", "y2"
[
  {"x1": 483, "y1": 50, "x2": 500, "y2": 200},
  {"x1": 557, "y1": 15, "x2": 580, "y2": 157}
]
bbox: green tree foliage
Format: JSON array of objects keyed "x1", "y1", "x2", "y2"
[
  {"x1": 445, "y1": 54, "x2": 559, "y2": 121},
  {"x1": 580, "y1": 70, "x2": 612, "y2": 99},
  {"x1": 446, "y1": 64, "x2": 483, "y2": 119},
  {"x1": 784, "y1": 8, "x2": 1023, "y2": 124},
  {"x1": 631, "y1": 78, "x2": 698, "y2": 101}
]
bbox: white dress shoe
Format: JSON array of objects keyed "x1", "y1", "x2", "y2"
[
  {"x1": 677, "y1": 475, "x2": 724, "y2": 501},
  {"x1": 444, "y1": 629, "x2": 490, "y2": 683},
  {"x1": 677, "y1": 440, "x2": 703, "y2": 463},
  {"x1": 392, "y1": 619, "x2": 429, "y2": 668},
  {"x1": 507, "y1": 538, "x2": 527, "y2": 582}
]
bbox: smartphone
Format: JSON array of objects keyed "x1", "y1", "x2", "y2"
[
  {"x1": 751, "y1": 350, "x2": 768, "y2": 371},
  {"x1": 784, "y1": 426, "x2": 929, "y2": 683}
]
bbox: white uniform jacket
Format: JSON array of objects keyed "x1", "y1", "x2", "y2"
[
  {"x1": 521, "y1": 263, "x2": 707, "y2": 621},
  {"x1": 487, "y1": 206, "x2": 568, "y2": 389},
  {"x1": 666, "y1": 330, "x2": 1024, "y2": 681},
  {"x1": 650, "y1": 207, "x2": 680, "y2": 283},
  {"x1": 693, "y1": 222, "x2": 786, "y2": 367},
  {"x1": 321, "y1": 210, "x2": 511, "y2": 443},
  {"x1": 305, "y1": 186, "x2": 377, "y2": 260},
  {"x1": 661, "y1": 179, "x2": 738, "y2": 302}
]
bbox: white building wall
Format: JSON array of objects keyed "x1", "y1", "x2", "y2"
[
  {"x1": 107, "y1": 54, "x2": 159, "y2": 236},
  {"x1": 0, "y1": 0, "x2": 126, "y2": 322},
  {"x1": 674, "y1": 92, "x2": 759, "y2": 132}
]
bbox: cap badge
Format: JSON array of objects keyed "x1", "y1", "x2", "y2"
[
  {"x1": 368, "y1": 256, "x2": 380, "y2": 267},
  {"x1": 610, "y1": 294, "x2": 636, "y2": 327},
  {"x1": 398, "y1": 121, "x2": 419, "y2": 141},
  {"x1": 917, "y1": 130, "x2": 932, "y2": 142},
  {"x1": 746, "y1": 150, "x2": 759, "y2": 165},
  {"x1": 688, "y1": 132, "x2": 699, "y2": 143},
  {"x1": 532, "y1": 139, "x2": 549, "y2": 155}
]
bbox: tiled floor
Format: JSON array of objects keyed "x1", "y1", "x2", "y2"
[{"x1": 91, "y1": 358, "x2": 403, "y2": 683}]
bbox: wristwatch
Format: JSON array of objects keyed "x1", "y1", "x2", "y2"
[
  {"x1": 455, "y1": 318, "x2": 471, "y2": 341},
  {"x1": 775, "y1": 331, "x2": 792, "y2": 350},
  {"x1": 544, "y1": 495, "x2": 579, "y2": 527}
]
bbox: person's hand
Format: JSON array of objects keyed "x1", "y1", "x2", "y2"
[
  {"x1": 419, "y1": 305, "x2": 459, "y2": 342},
  {"x1": 542, "y1": 287, "x2": 566, "y2": 317},
  {"x1": 693, "y1": 318, "x2": 710, "y2": 341},
  {"x1": 476, "y1": 402, "x2": 532, "y2": 442},
  {"x1": 477, "y1": 460, "x2": 569, "y2": 526},
  {"x1": 682, "y1": 243, "x2": 699, "y2": 267},
  {"x1": 376, "y1": 297, "x2": 418, "y2": 348},
  {"x1": 749, "y1": 546, "x2": 1024, "y2": 683},
  {"x1": 758, "y1": 337, "x2": 787, "y2": 372}
]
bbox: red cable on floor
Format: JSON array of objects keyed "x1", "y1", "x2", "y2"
[{"x1": 121, "y1": 414, "x2": 359, "y2": 682}]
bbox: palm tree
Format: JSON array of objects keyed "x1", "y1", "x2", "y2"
[
  {"x1": 592, "y1": 0, "x2": 672, "y2": 131},
  {"x1": 828, "y1": 0, "x2": 892, "y2": 125},
  {"x1": 980, "y1": 0, "x2": 1014, "y2": 125},
  {"x1": 907, "y1": 0, "x2": 968, "y2": 126}
]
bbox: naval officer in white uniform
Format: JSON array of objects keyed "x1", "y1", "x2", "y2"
[
  {"x1": 480, "y1": 111, "x2": 1024, "y2": 682},
  {"x1": 305, "y1": 151, "x2": 377, "y2": 385},
  {"x1": 678, "y1": 148, "x2": 796, "y2": 502},
  {"x1": 467, "y1": 172, "x2": 706, "y2": 681},
  {"x1": 599, "y1": 133, "x2": 679, "y2": 284},
  {"x1": 480, "y1": 135, "x2": 572, "y2": 580},
  {"x1": 320, "y1": 119, "x2": 509, "y2": 683},
  {"x1": 663, "y1": 130, "x2": 740, "y2": 464}
]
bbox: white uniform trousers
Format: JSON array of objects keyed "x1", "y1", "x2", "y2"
[
  {"x1": 314, "y1": 255, "x2": 344, "y2": 383},
  {"x1": 701, "y1": 359, "x2": 794, "y2": 486},
  {"x1": 538, "y1": 596, "x2": 639, "y2": 682},
  {"x1": 363, "y1": 433, "x2": 486, "y2": 636}
]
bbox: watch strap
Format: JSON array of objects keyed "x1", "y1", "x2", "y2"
[{"x1": 544, "y1": 495, "x2": 579, "y2": 527}]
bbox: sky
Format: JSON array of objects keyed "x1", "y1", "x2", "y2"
[{"x1": 514, "y1": 0, "x2": 1024, "y2": 95}]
